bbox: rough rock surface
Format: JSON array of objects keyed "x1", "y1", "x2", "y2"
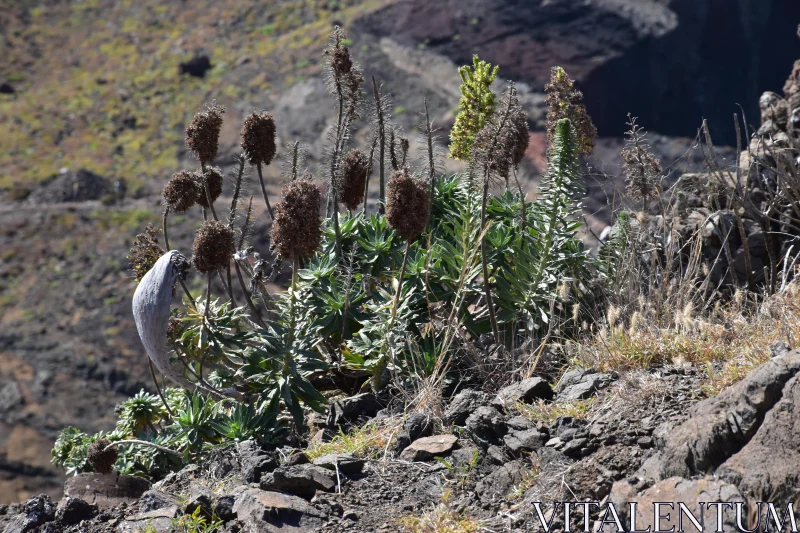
[{"x1": 398, "y1": 434, "x2": 459, "y2": 462}]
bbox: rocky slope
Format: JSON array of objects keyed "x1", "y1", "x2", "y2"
[
  {"x1": 2, "y1": 348, "x2": 798, "y2": 532},
  {"x1": 1, "y1": 0, "x2": 799, "y2": 507}
]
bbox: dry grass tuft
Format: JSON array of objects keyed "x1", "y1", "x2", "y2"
[
  {"x1": 513, "y1": 397, "x2": 596, "y2": 426},
  {"x1": 397, "y1": 490, "x2": 481, "y2": 533},
  {"x1": 306, "y1": 420, "x2": 400, "y2": 461}
]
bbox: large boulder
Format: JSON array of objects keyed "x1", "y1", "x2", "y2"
[
  {"x1": 444, "y1": 389, "x2": 491, "y2": 426},
  {"x1": 609, "y1": 477, "x2": 744, "y2": 533},
  {"x1": 3, "y1": 494, "x2": 55, "y2": 533},
  {"x1": 653, "y1": 350, "x2": 800, "y2": 479},
  {"x1": 716, "y1": 373, "x2": 800, "y2": 502},
  {"x1": 64, "y1": 473, "x2": 152, "y2": 509},
  {"x1": 263, "y1": 464, "x2": 338, "y2": 499},
  {"x1": 233, "y1": 489, "x2": 327, "y2": 532}
]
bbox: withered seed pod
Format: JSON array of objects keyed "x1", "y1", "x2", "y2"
[
  {"x1": 270, "y1": 175, "x2": 322, "y2": 262},
  {"x1": 510, "y1": 111, "x2": 530, "y2": 167},
  {"x1": 163, "y1": 170, "x2": 200, "y2": 213},
  {"x1": 196, "y1": 167, "x2": 223, "y2": 208},
  {"x1": 240, "y1": 111, "x2": 277, "y2": 167},
  {"x1": 338, "y1": 149, "x2": 369, "y2": 211},
  {"x1": 185, "y1": 102, "x2": 224, "y2": 165},
  {"x1": 386, "y1": 169, "x2": 429, "y2": 242},
  {"x1": 192, "y1": 220, "x2": 235, "y2": 273},
  {"x1": 332, "y1": 46, "x2": 353, "y2": 77},
  {"x1": 87, "y1": 438, "x2": 117, "y2": 475}
]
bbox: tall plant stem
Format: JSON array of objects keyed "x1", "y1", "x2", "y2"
[
  {"x1": 425, "y1": 98, "x2": 437, "y2": 222},
  {"x1": 225, "y1": 265, "x2": 237, "y2": 307},
  {"x1": 478, "y1": 93, "x2": 514, "y2": 343},
  {"x1": 204, "y1": 273, "x2": 213, "y2": 321},
  {"x1": 200, "y1": 163, "x2": 219, "y2": 222},
  {"x1": 148, "y1": 358, "x2": 173, "y2": 417},
  {"x1": 480, "y1": 188, "x2": 500, "y2": 342},
  {"x1": 290, "y1": 141, "x2": 300, "y2": 182},
  {"x1": 372, "y1": 77, "x2": 386, "y2": 214},
  {"x1": 392, "y1": 240, "x2": 412, "y2": 320},
  {"x1": 233, "y1": 260, "x2": 268, "y2": 329},
  {"x1": 289, "y1": 260, "x2": 299, "y2": 347},
  {"x1": 162, "y1": 207, "x2": 172, "y2": 250},
  {"x1": 256, "y1": 162, "x2": 275, "y2": 220},
  {"x1": 363, "y1": 136, "x2": 378, "y2": 215},
  {"x1": 329, "y1": 82, "x2": 346, "y2": 260},
  {"x1": 512, "y1": 168, "x2": 528, "y2": 244},
  {"x1": 163, "y1": 206, "x2": 197, "y2": 308}
]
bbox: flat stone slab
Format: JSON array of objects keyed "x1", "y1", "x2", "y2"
[
  {"x1": 312, "y1": 453, "x2": 366, "y2": 475},
  {"x1": 399, "y1": 434, "x2": 458, "y2": 461}
]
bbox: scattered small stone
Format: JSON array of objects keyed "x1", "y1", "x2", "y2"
[
  {"x1": 492, "y1": 377, "x2": 554, "y2": 409},
  {"x1": 285, "y1": 451, "x2": 311, "y2": 466}
]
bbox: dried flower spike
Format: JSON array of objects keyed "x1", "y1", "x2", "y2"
[
  {"x1": 128, "y1": 224, "x2": 165, "y2": 283},
  {"x1": 186, "y1": 102, "x2": 224, "y2": 165},
  {"x1": 87, "y1": 438, "x2": 117, "y2": 475},
  {"x1": 270, "y1": 174, "x2": 322, "y2": 261},
  {"x1": 163, "y1": 170, "x2": 200, "y2": 213},
  {"x1": 545, "y1": 67, "x2": 596, "y2": 155},
  {"x1": 192, "y1": 220, "x2": 235, "y2": 273},
  {"x1": 339, "y1": 149, "x2": 369, "y2": 211},
  {"x1": 196, "y1": 166, "x2": 223, "y2": 208},
  {"x1": 386, "y1": 169, "x2": 429, "y2": 241},
  {"x1": 241, "y1": 111, "x2": 277, "y2": 166}
]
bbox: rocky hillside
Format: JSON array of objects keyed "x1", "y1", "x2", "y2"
[
  {"x1": 2, "y1": 347, "x2": 799, "y2": 532},
  {"x1": 1, "y1": 0, "x2": 799, "y2": 507}
]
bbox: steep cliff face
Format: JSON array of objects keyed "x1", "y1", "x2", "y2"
[
  {"x1": 362, "y1": 0, "x2": 800, "y2": 143},
  {"x1": 581, "y1": 0, "x2": 800, "y2": 142}
]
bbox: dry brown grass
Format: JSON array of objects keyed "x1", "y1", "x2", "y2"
[
  {"x1": 305, "y1": 420, "x2": 400, "y2": 461},
  {"x1": 396, "y1": 490, "x2": 482, "y2": 533},
  {"x1": 572, "y1": 281, "x2": 800, "y2": 395},
  {"x1": 512, "y1": 397, "x2": 596, "y2": 425}
]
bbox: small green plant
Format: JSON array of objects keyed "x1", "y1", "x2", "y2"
[
  {"x1": 172, "y1": 507, "x2": 224, "y2": 533},
  {"x1": 435, "y1": 449, "x2": 480, "y2": 489}
]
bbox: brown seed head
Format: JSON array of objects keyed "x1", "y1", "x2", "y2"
[
  {"x1": 241, "y1": 111, "x2": 277, "y2": 166},
  {"x1": 338, "y1": 149, "x2": 369, "y2": 211},
  {"x1": 510, "y1": 111, "x2": 530, "y2": 167},
  {"x1": 332, "y1": 46, "x2": 353, "y2": 77},
  {"x1": 386, "y1": 169, "x2": 430, "y2": 241},
  {"x1": 545, "y1": 67, "x2": 596, "y2": 155},
  {"x1": 163, "y1": 170, "x2": 200, "y2": 213},
  {"x1": 196, "y1": 167, "x2": 223, "y2": 208},
  {"x1": 192, "y1": 220, "x2": 235, "y2": 273},
  {"x1": 128, "y1": 224, "x2": 165, "y2": 282},
  {"x1": 186, "y1": 102, "x2": 224, "y2": 165},
  {"x1": 87, "y1": 438, "x2": 117, "y2": 475},
  {"x1": 270, "y1": 175, "x2": 322, "y2": 261}
]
